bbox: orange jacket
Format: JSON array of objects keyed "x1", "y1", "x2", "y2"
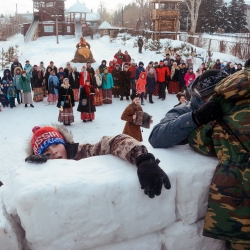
[
  {"x1": 156, "y1": 66, "x2": 170, "y2": 82},
  {"x1": 136, "y1": 72, "x2": 147, "y2": 94}
]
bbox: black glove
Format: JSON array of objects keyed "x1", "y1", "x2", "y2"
[
  {"x1": 25, "y1": 154, "x2": 50, "y2": 164},
  {"x1": 136, "y1": 153, "x2": 171, "y2": 198},
  {"x1": 0, "y1": 181, "x2": 3, "y2": 187},
  {"x1": 192, "y1": 101, "x2": 222, "y2": 126}
]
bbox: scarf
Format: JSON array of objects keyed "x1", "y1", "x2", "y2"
[
  {"x1": 83, "y1": 84, "x2": 92, "y2": 97},
  {"x1": 95, "y1": 74, "x2": 102, "y2": 86}
]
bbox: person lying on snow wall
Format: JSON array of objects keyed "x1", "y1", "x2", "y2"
[{"x1": 24, "y1": 125, "x2": 171, "y2": 199}]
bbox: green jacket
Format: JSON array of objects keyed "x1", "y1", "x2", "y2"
[
  {"x1": 188, "y1": 68, "x2": 250, "y2": 244},
  {"x1": 20, "y1": 75, "x2": 31, "y2": 93}
]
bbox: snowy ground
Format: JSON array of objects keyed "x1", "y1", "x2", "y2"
[{"x1": 0, "y1": 33, "x2": 231, "y2": 249}]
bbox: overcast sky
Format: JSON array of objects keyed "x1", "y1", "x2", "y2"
[{"x1": 1, "y1": 0, "x2": 134, "y2": 16}]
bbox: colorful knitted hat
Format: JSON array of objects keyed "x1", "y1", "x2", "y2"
[{"x1": 31, "y1": 126, "x2": 66, "y2": 155}]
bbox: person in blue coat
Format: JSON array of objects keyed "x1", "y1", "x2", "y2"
[
  {"x1": 135, "y1": 61, "x2": 145, "y2": 81},
  {"x1": 101, "y1": 67, "x2": 114, "y2": 104},
  {"x1": 47, "y1": 70, "x2": 59, "y2": 105},
  {"x1": 148, "y1": 70, "x2": 228, "y2": 148}
]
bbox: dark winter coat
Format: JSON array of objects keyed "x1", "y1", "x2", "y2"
[
  {"x1": 7, "y1": 85, "x2": 16, "y2": 98},
  {"x1": 119, "y1": 70, "x2": 131, "y2": 96},
  {"x1": 170, "y1": 68, "x2": 179, "y2": 81},
  {"x1": 123, "y1": 54, "x2": 131, "y2": 63},
  {"x1": 69, "y1": 71, "x2": 80, "y2": 89},
  {"x1": 98, "y1": 63, "x2": 107, "y2": 74},
  {"x1": 32, "y1": 70, "x2": 44, "y2": 88},
  {"x1": 77, "y1": 85, "x2": 96, "y2": 113},
  {"x1": 146, "y1": 73, "x2": 156, "y2": 93},
  {"x1": 11, "y1": 61, "x2": 23, "y2": 77},
  {"x1": 112, "y1": 67, "x2": 121, "y2": 87},
  {"x1": 225, "y1": 67, "x2": 236, "y2": 75},
  {"x1": 178, "y1": 68, "x2": 188, "y2": 87},
  {"x1": 135, "y1": 63, "x2": 145, "y2": 80},
  {"x1": 57, "y1": 84, "x2": 75, "y2": 109},
  {"x1": 2, "y1": 69, "x2": 13, "y2": 83},
  {"x1": 213, "y1": 63, "x2": 221, "y2": 70},
  {"x1": 138, "y1": 38, "x2": 143, "y2": 48},
  {"x1": 121, "y1": 102, "x2": 143, "y2": 141}
]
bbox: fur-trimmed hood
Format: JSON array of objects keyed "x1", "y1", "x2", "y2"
[
  {"x1": 14, "y1": 67, "x2": 22, "y2": 75},
  {"x1": 26, "y1": 124, "x2": 74, "y2": 156}
]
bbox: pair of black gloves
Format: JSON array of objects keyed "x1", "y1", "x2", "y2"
[
  {"x1": 25, "y1": 152, "x2": 171, "y2": 199},
  {"x1": 192, "y1": 101, "x2": 222, "y2": 127}
]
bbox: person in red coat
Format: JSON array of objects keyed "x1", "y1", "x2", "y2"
[
  {"x1": 108, "y1": 61, "x2": 114, "y2": 74},
  {"x1": 114, "y1": 49, "x2": 125, "y2": 66},
  {"x1": 129, "y1": 60, "x2": 137, "y2": 94},
  {"x1": 79, "y1": 65, "x2": 90, "y2": 87},
  {"x1": 155, "y1": 61, "x2": 170, "y2": 100}
]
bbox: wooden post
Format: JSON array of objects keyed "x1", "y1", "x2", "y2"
[{"x1": 56, "y1": 16, "x2": 59, "y2": 44}]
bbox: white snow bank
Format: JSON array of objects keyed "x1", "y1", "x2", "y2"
[
  {"x1": 2, "y1": 155, "x2": 177, "y2": 250},
  {"x1": 163, "y1": 220, "x2": 225, "y2": 250},
  {"x1": 149, "y1": 146, "x2": 218, "y2": 225},
  {"x1": 0, "y1": 190, "x2": 20, "y2": 250}
]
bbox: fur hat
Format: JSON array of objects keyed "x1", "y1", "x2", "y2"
[
  {"x1": 196, "y1": 70, "x2": 228, "y2": 98},
  {"x1": 27, "y1": 124, "x2": 74, "y2": 156},
  {"x1": 14, "y1": 67, "x2": 22, "y2": 75},
  {"x1": 130, "y1": 93, "x2": 139, "y2": 100}
]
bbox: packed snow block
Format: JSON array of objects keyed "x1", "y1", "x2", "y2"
[
  {"x1": 0, "y1": 190, "x2": 21, "y2": 250},
  {"x1": 2, "y1": 155, "x2": 176, "y2": 250},
  {"x1": 162, "y1": 220, "x2": 225, "y2": 250},
  {"x1": 91, "y1": 231, "x2": 164, "y2": 250},
  {"x1": 151, "y1": 145, "x2": 218, "y2": 225}
]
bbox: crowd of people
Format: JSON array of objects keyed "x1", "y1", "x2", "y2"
[{"x1": 0, "y1": 52, "x2": 244, "y2": 126}]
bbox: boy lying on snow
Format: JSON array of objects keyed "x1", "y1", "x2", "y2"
[{"x1": 25, "y1": 125, "x2": 171, "y2": 198}]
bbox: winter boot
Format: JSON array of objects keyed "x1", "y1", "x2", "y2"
[
  {"x1": 120, "y1": 97, "x2": 123, "y2": 101},
  {"x1": 141, "y1": 98, "x2": 144, "y2": 105},
  {"x1": 25, "y1": 104, "x2": 27, "y2": 107},
  {"x1": 30, "y1": 104, "x2": 34, "y2": 108},
  {"x1": 149, "y1": 94, "x2": 154, "y2": 104}
]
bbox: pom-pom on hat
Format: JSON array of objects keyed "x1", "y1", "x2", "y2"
[
  {"x1": 130, "y1": 93, "x2": 139, "y2": 100},
  {"x1": 31, "y1": 126, "x2": 66, "y2": 155}
]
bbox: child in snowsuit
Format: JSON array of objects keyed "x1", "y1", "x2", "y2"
[
  {"x1": 136, "y1": 72, "x2": 147, "y2": 105},
  {"x1": 7, "y1": 81, "x2": 16, "y2": 108},
  {"x1": 25, "y1": 124, "x2": 171, "y2": 199}
]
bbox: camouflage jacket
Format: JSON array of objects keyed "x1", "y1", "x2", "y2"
[{"x1": 188, "y1": 69, "x2": 250, "y2": 244}]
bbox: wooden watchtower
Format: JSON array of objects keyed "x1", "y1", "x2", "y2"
[
  {"x1": 33, "y1": 0, "x2": 65, "y2": 22},
  {"x1": 150, "y1": 0, "x2": 183, "y2": 40}
]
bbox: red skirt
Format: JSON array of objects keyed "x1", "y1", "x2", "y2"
[
  {"x1": 58, "y1": 108, "x2": 74, "y2": 124},
  {"x1": 153, "y1": 82, "x2": 159, "y2": 96},
  {"x1": 81, "y1": 112, "x2": 95, "y2": 121},
  {"x1": 47, "y1": 94, "x2": 57, "y2": 102},
  {"x1": 94, "y1": 88, "x2": 103, "y2": 106},
  {"x1": 73, "y1": 89, "x2": 79, "y2": 102},
  {"x1": 103, "y1": 89, "x2": 112, "y2": 104},
  {"x1": 168, "y1": 81, "x2": 179, "y2": 94}
]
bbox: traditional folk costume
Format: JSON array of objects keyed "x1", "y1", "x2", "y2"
[
  {"x1": 57, "y1": 83, "x2": 75, "y2": 125},
  {"x1": 92, "y1": 72, "x2": 103, "y2": 106},
  {"x1": 48, "y1": 75, "x2": 59, "y2": 103},
  {"x1": 71, "y1": 37, "x2": 95, "y2": 63},
  {"x1": 32, "y1": 69, "x2": 44, "y2": 102},
  {"x1": 112, "y1": 65, "x2": 121, "y2": 97},
  {"x1": 101, "y1": 71, "x2": 114, "y2": 104},
  {"x1": 69, "y1": 70, "x2": 80, "y2": 102},
  {"x1": 77, "y1": 84, "x2": 96, "y2": 121}
]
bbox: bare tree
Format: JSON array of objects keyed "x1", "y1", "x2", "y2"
[{"x1": 184, "y1": 0, "x2": 202, "y2": 34}]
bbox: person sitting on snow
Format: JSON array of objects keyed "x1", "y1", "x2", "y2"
[{"x1": 25, "y1": 125, "x2": 170, "y2": 199}]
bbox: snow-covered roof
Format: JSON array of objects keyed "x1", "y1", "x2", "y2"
[
  {"x1": 65, "y1": 1, "x2": 91, "y2": 13},
  {"x1": 86, "y1": 12, "x2": 100, "y2": 21},
  {"x1": 98, "y1": 21, "x2": 112, "y2": 29}
]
